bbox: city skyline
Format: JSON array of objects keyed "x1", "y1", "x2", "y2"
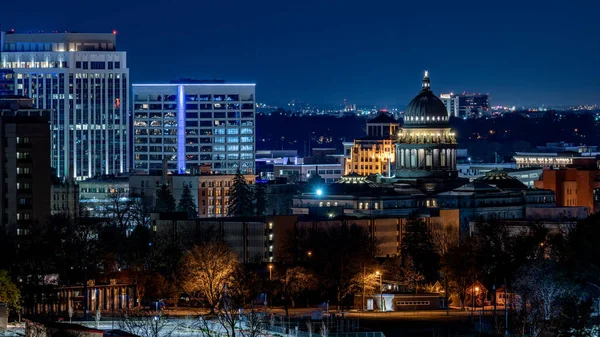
[{"x1": 1, "y1": 0, "x2": 599, "y2": 107}]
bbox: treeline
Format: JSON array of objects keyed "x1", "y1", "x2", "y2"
[{"x1": 255, "y1": 111, "x2": 600, "y2": 162}]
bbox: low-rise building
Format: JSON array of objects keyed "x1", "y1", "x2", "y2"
[
  {"x1": 273, "y1": 163, "x2": 344, "y2": 183},
  {"x1": 79, "y1": 176, "x2": 130, "y2": 217},
  {"x1": 533, "y1": 158, "x2": 600, "y2": 212},
  {"x1": 151, "y1": 212, "x2": 459, "y2": 262},
  {"x1": 51, "y1": 177, "x2": 79, "y2": 216},
  {"x1": 130, "y1": 173, "x2": 255, "y2": 217},
  {"x1": 345, "y1": 113, "x2": 398, "y2": 177},
  {"x1": 294, "y1": 171, "x2": 557, "y2": 237}
]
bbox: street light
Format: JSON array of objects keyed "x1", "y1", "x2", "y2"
[
  {"x1": 269, "y1": 264, "x2": 273, "y2": 281},
  {"x1": 307, "y1": 251, "x2": 312, "y2": 257},
  {"x1": 472, "y1": 285, "x2": 480, "y2": 318},
  {"x1": 376, "y1": 271, "x2": 383, "y2": 311}
]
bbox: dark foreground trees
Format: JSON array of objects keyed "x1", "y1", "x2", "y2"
[{"x1": 0, "y1": 270, "x2": 21, "y2": 315}]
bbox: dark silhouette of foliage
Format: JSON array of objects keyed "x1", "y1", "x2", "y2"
[
  {"x1": 155, "y1": 184, "x2": 176, "y2": 212},
  {"x1": 228, "y1": 170, "x2": 253, "y2": 216},
  {"x1": 401, "y1": 212, "x2": 440, "y2": 281},
  {"x1": 177, "y1": 184, "x2": 197, "y2": 218}
]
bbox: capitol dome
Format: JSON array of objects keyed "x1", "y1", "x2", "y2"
[{"x1": 403, "y1": 71, "x2": 450, "y2": 127}]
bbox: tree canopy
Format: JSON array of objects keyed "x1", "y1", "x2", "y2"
[{"x1": 0, "y1": 270, "x2": 21, "y2": 314}]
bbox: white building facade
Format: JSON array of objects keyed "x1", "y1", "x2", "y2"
[
  {"x1": 132, "y1": 83, "x2": 255, "y2": 174},
  {"x1": 439, "y1": 93, "x2": 459, "y2": 117},
  {"x1": 0, "y1": 32, "x2": 129, "y2": 179}
]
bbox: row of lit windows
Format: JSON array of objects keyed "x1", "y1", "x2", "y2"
[
  {"x1": 207, "y1": 207, "x2": 227, "y2": 215},
  {"x1": 396, "y1": 301, "x2": 430, "y2": 306},
  {"x1": 358, "y1": 202, "x2": 379, "y2": 210},
  {"x1": 134, "y1": 103, "x2": 254, "y2": 110},
  {"x1": 405, "y1": 115, "x2": 447, "y2": 122},
  {"x1": 308, "y1": 169, "x2": 343, "y2": 175},
  {"x1": 2, "y1": 61, "x2": 67, "y2": 69},
  {"x1": 16, "y1": 213, "x2": 31, "y2": 220},
  {"x1": 134, "y1": 112, "x2": 253, "y2": 120},
  {"x1": 134, "y1": 93, "x2": 254, "y2": 102}
]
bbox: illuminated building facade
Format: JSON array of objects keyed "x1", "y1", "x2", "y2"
[
  {"x1": 534, "y1": 158, "x2": 600, "y2": 212},
  {"x1": 0, "y1": 69, "x2": 15, "y2": 96},
  {"x1": 439, "y1": 92, "x2": 490, "y2": 119},
  {"x1": 129, "y1": 173, "x2": 255, "y2": 217},
  {"x1": 396, "y1": 72, "x2": 458, "y2": 180},
  {"x1": 132, "y1": 83, "x2": 255, "y2": 175},
  {"x1": 0, "y1": 32, "x2": 129, "y2": 178},
  {"x1": 439, "y1": 93, "x2": 458, "y2": 117},
  {"x1": 345, "y1": 113, "x2": 398, "y2": 176}
]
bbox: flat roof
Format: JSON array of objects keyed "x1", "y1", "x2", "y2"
[{"x1": 132, "y1": 83, "x2": 255, "y2": 86}]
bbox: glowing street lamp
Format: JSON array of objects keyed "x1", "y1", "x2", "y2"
[
  {"x1": 268, "y1": 264, "x2": 273, "y2": 281},
  {"x1": 316, "y1": 189, "x2": 323, "y2": 196},
  {"x1": 376, "y1": 271, "x2": 383, "y2": 311}
]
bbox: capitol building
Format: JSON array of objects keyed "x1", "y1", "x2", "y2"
[{"x1": 292, "y1": 72, "x2": 579, "y2": 239}]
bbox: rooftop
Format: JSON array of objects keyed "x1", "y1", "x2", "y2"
[
  {"x1": 2, "y1": 32, "x2": 118, "y2": 52},
  {"x1": 367, "y1": 112, "x2": 398, "y2": 124}
]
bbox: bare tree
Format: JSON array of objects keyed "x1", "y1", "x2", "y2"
[
  {"x1": 193, "y1": 269, "x2": 269, "y2": 337},
  {"x1": 388, "y1": 256, "x2": 424, "y2": 293},
  {"x1": 513, "y1": 261, "x2": 573, "y2": 337},
  {"x1": 279, "y1": 267, "x2": 315, "y2": 309},
  {"x1": 441, "y1": 239, "x2": 477, "y2": 310},
  {"x1": 102, "y1": 191, "x2": 134, "y2": 230},
  {"x1": 117, "y1": 309, "x2": 179, "y2": 337},
  {"x1": 179, "y1": 242, "x2": 239, "y2": 312},
  {"x1": 431, "y1": 222, "x2": 458, "y2": 256},
  {"x1": 319, "y1": 322, "x2": 329, "y2": 337},
  {"x1": 306, "y1": 320, "x2": 313, "y2": 336},
  {"x1": 130, "y1": 193, "x2": 153, "y2": 228}
]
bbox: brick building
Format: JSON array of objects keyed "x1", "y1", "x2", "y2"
[{"x1": 534, "y1": 158, "x2": 600, "y2": 213}]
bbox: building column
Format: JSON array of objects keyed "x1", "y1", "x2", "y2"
[
  {"x1": 400, "y1": 148, "x2": 404, "y2": 168},
  {"x1": 451, "y1": 149, "x2": 456, "y2": 169}
]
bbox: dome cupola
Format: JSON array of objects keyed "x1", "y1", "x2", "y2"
[{"x1": 403, "y1": 71, "x2": 449, "y2": 128}]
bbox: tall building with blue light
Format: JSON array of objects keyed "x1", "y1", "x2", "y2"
[
  {"x1": 0, "y1": 31, "x2": 129, "y2": 179},
  {"x1": 132, "y1": 82, "x2": 256, "y2": 174}
]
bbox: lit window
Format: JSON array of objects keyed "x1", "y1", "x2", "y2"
[{"x1": 269, "y1": 222, "x2": 273, "y2": 229}]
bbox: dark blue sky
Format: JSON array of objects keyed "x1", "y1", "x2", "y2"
[{"x1": 2, "y1": 0, "x2": 599, "y2": 107}]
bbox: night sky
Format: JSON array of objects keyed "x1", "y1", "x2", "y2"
[{"x1": 1, "y1": 0, "x2": 599, "y2": 107}]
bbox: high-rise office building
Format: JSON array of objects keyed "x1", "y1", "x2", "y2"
[
  {"x1": 132, "y1": 82, "x2": 256, "y2": 174},
  {"x1": 0, "y1": 31, "x2": 129, "y2": 179},
  {"x1": 438, "y1": 92, "x2": 490, "y2": 119},
  {"x1": 0, "y1": 96, "x2": 50, "y2": 239},
  {"x1": 439, "y1": 93, "x2": 459, "y2": 117},
  {"x1": 0, "y1": 69, "x2": 15, "y2": 96}
]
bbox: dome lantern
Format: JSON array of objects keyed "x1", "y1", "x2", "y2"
[{"x1": 421, "y1": 70, "x2": 430, "y2": 92}]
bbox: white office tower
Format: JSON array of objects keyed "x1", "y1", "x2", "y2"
[
  {"x1": 132, "y1": 82, "x2": 256, "y2": 174},
  {"x1": 439, "y1": 93, "x2": 459, "y2": 118},
  {"x1": 0, "y1": 32, "x2": 129, "y2": 179}
]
